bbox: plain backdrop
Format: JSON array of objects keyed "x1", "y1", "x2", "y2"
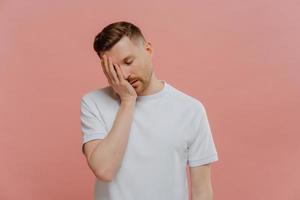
[{"x1": 0, "y1": 0, "x2": 299, "y2": 199}]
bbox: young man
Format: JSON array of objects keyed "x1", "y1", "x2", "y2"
[{"x1": 80, "y1": 21, "x2": 219, "y2": 200}]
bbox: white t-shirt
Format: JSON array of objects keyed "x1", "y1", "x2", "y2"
[{"x1": 80, "y1": 80, "x2": 219, "y2": 200}]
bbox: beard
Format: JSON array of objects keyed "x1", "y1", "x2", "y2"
[{"x1": 136, "y1": 70, "x2": 152, "y2": 95}]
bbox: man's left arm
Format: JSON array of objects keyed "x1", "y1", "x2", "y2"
[{"x1": 189, "y1": 163, "x2": 214, "y2": 200}]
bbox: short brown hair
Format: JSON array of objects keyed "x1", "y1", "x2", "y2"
[{"x1": 93, "y1": 21, "x2": 146, "y2": 58}]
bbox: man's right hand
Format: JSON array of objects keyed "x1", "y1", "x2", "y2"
[{"x1": 100, "y1": 54, "x2": 137, "y2": 102}]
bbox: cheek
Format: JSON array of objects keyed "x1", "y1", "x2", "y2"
[
  {"x1": 134, "y1": 58, "x2": 150, "y2": 76},
  {"x1": 140, "y1": 58, "x2": 149, "y2": 71},
  {"x1": 134, "y1": 60, "x2": 144, "y2": 71}
]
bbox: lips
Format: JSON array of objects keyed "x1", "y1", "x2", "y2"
[
  {"x1": 130, "y1": 80, "x2": 138, "y2": 84},
  {"x1": 131, "y1": 80, "x2": 139, "y2": 88}
]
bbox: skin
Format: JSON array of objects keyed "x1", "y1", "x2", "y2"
[
  {"x1": 99, "y1": 36, "x2": 164, "y2": 102},
  {"x1": 190, "y1": 164, "x2": 214, "y2": 200}
]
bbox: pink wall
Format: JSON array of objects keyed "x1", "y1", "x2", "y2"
[{"x1": 1, "y1": 0, "x2": 299, "y2": 199}]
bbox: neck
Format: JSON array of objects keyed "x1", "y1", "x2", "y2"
[{"x1": 139, "y1": 73, "x2": 164, "y2": 96}]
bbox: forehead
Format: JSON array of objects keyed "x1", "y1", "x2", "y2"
[{"x1": 105, "y1": 36, "x2": 140, "y2": 62}]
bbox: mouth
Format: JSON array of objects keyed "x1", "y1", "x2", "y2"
[
  {"x1": 130, "y1": 80, "x2": 138, "y2": 84},
  {"x1": 131, "y1": 80, "x2": 140, "y2": 88}
]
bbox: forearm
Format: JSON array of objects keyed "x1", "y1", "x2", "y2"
[
  {"x1": 192, "y1": 187, "x2": 213, "y2": 200},
  {"x1": 88, "y1": 100, "x2": 136, "y2": 180},
  {"x1": 192, "y1": 192, "x2": 213, "y2": 200}
]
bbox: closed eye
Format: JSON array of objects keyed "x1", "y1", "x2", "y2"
[{"x1": 125, "y1": 60, "x2": 133, "y2": 65}]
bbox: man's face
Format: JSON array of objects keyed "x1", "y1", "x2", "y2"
[{"x1": 101, "y1": 36, "x2": 153, "y2": 95}]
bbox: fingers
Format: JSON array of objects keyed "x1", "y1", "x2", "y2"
[
  {"x1": 114, "y1": 63, "x2": 123, "y2": 82},
  {"x1": 108, "y1": 57, "x2": 119, "y2": 84},
  {"x1": 100, "y1": 56, "x2": 110, "y2": 83},
  {"x1": 118, "y1": 63, "x2": 126, "y2": 80},
  {"x1": 106, "y1": 56, "x2": 115, "y2": 83},
  {"x1": 101, "y1": 55, "x2": 121, "y2": 85},
  {"x1": 101, "y1": 55, "x2": 112, "y2": 84}
]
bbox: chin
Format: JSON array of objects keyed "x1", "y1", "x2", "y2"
[{"x1": 135, "y1": 83, "x2": 144, "y2": 94}]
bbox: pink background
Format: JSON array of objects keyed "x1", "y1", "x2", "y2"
[{"x1": 1, "y1": 0, "x2": 299, "y2": 199}]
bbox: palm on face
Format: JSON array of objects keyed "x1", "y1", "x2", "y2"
[{"x1": 100, "y1": 54, "x2": 137, "y2": 101}]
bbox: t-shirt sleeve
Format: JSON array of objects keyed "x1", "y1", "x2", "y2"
[
  {"x1": 80, "y1": 97, "x2": 107, "y2": 154},
  {"x1": 187, "y1": 102, "x2": 219, "y2": 167}
]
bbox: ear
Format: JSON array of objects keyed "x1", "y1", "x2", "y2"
[{"x1": 144, "y1": 41, "x2": 153, "y2": 57}]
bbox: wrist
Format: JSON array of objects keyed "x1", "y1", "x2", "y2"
[{"x1": 120, "y1": 98, "x2": 137, "y2": 106}]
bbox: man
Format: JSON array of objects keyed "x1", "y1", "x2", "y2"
[{"x1": 80, "y1": 21, "x2": 219, "y2": 200}]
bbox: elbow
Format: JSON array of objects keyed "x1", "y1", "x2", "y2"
[
  {"x1": 87, "y1": 158, "x2": 115, "y2": 182},
  {"x1": 94, "y1": 169, "x2": 114, "y2": 182}
]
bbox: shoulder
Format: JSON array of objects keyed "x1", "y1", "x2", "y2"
[
  {"x1": 81, "y1": 86, "x2": 109, "y2": 101},
  {"x1": 80, "y1": 85, "x2": 118, "y2": 106},
  {"x1": 167, "y1": 83, "x2": 205, "y2": 111}
]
